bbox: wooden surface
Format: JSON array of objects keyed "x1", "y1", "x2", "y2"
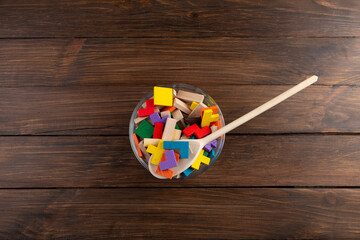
[
  {"x1": 1, "y1": 38, "x2": 360, "y2": 87},
  {"x1": 1, "y1": 0, "x2": 360, "y2": 239},
  {"x1": 2, "y1": 189, "x2": 360, "y2": 239},
  {"x1": 1, "y1": 85, "x2": 360, "y2": 135},
  {"x1": 1, "y1": 135, "x2": 360, "y2": 188},
  {"x1": 1, "y1": 0, "x2": 360, "y2": 38}
]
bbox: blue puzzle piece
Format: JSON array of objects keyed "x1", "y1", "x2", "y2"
[
  {"x1": 163, "y1": 141, "x2": 189, "y2": 158},
  {"x1": 183, "y1": 168, "x2": 194, "y2": 177},
  {"x1": 208, "y1": 149, "x2": 216, "y2": 159},
  {"x1": 190, "y1": 135, "x2": 197, "y2": 139}
]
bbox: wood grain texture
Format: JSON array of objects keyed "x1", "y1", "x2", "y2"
[
  {"x1": 1, "y1": 0, "x2": 360, "y2": 38},
  {"x1": 1, "y1": 135, "x2": 359, "y2": 188},
  {"x1": 0, "y1": 85, "x2": 358, "y2": 135},
  {"x1": 2, "y1": 0, "x2": 360, "y2": 239},
  {"x1": 1, "y1": 188, "x2": 360, "y2": 239},
  {"x1": 1, "y1": 38, "x2": 360, "y2": 87}
]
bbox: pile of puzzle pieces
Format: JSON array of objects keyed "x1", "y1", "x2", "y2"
[{"x1": 132, "y1": 86, "x2": 222, "y2": 179}]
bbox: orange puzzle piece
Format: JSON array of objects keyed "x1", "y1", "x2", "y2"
[
  {"x1": 210, "y1": 120, "x2": 222, "y2": 129},
  {"x1": 201, "y1": 106, "x2": 218, "y2": 117},
  {"x1": 161, "y1": 106, "x2": 176, "y2": 113},
  {"x1": 132, "y1": 133, "x2": 144, "y2": 158}
]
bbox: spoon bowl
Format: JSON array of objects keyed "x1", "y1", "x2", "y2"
[{"x1": 149, "y1": 139, "x2": 205, "y2": 179}]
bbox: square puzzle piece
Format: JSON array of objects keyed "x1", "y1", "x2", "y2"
[{"x1": 154, "y1": 86, "x2": 173, "y2": 106}]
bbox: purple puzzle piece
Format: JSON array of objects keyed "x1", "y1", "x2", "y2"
[
  {"x1": 204, "y1": 140, "x2": 218, "y2": 152},
  {"x1": 211, "y1": 139, "x2": 217, "y2": 148},
  {"x1": 159, "y1": 150, "x2": 178, "y2": 171},
  {"x1": 150, "y1": 112, "x2": 169, "y2": 125}
]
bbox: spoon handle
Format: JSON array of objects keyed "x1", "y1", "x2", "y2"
[{"x1": 201, "y1": 75, "x2": 318, "y2": 144}]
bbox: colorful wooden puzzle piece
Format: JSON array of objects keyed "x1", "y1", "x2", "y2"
[
  {"x1": 201, "y1": 109, "x2": 219, "y2": 128},
  {"x1": 210, "y1": 120, "x2": 222, "y2": 129},
  {"x1": 183, "y1": 168, "x2": 194, "y2": 177},
  {"x1": 155, "y1": 166, "x2": 174, "y2": 179},
  {"x1": 201, "y1": 106, "x2": 218, "y2": 117},
  {"x1": 134, "y1": 120, "x2": 154, "y2": 139},
  {"x1": 208, "y1": 149, "x2": 216, "y2": 159},
  {"x1": 154, "y1": 86, "x2": 173, "y2": 106},
  {"x1": 138, "y1": 99, "x2": 155, "y2": 117},
  {"x1": 147, "y1": 140, "x2": 164, "y2": 165},
  {"x1": 159, "y1": 150, "x2": 178, "y2": 170},
  {"x1": 191, "y1": 149, "x2": 210, "y2": 170},
  {"x1": 190, "y1": 101, "x2": 199, "y2": 110},
  {"x1": 194, "y1": 126, "x2": 211, "y2": 139},
  {"x1": 132, "y1": 133, "x2": 144, "y2": 158},
  {"x1": 155, "y1": 151, "x2": 180, "y2": 179},
  {"x1": 204, "y1": 139, "x2": 217, "y2": 152},
  {"x1": 150, "y1": 112, "x2": 169, "y2": 125},
  {"x1": 203, "y1": 150, "x2": 209, "y2": 157},
  {"x1": 163, "y1": 141, "x2": 189, "y2": 158},
  {"x1": 161, "y1": 106, "x2": 176, "y2": 113},
  {"x1": 153, "y1": 122, "x2": 164, "y2": 139},
  {"x1": 183, "y1": 123, "x2": 200, "y2": 137}
]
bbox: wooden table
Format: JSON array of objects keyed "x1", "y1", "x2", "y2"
[{"x1": 1, "y1": 1, "x2": 360, "y2": 239}]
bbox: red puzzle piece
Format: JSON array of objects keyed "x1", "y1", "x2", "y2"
[
  {"x1": 138, "y1": 99, "x2": 155, "y2": 117},
  {"x1": 183, "y1": 123, "x2": 200, "y2": 137},
  {"x1": 194, "y1": 126, "x2": 211, "y2": 139},
  {"x1": 153, "y1": 122, "x2": 164, "y2": 139}
]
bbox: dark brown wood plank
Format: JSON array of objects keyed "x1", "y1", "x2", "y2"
[
  {"x1": 1, "y1": 135, "x2": 359, "y2": 188},
  {"x1": 0, "y1": 85, "x2": 358, "y2": 135},
  {"x1": 1, "y1": 38, "x2": 360, "y2": 87},
  {"x1": 1, "y1": 0, "x2": 360, "y2": 38},
  {"x1": 1, "y1": 188, "x2": 360, "y2": 239}
]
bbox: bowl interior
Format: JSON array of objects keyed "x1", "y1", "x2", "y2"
[{"x1": 129, "y1": 84, "x2": 225, "y2": 180}]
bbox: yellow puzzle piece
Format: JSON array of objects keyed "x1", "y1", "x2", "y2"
[
  {"x1": 201, "y1": 109, "x2": 219, "y2": 128},
  {"x1": 154, "y1": 86, "x2": 173, "y2": 106},
  {"x1": 190, "y1": 101, "x2": 199, "y2": 110},
  {"x1": 191, "y1": 150, "x2": 210, "y2": 170},
  {"x1": 147, "y1": 140, "x2": 164, "y2": 165}
]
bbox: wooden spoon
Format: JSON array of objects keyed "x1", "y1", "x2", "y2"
[{"x1": 150, "y1": 75, "x2": 318, "y2": 179}]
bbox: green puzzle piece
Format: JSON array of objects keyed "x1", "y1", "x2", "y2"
[{"x1": 135, "y1": 120, "x2": 154, "y2": 139}]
